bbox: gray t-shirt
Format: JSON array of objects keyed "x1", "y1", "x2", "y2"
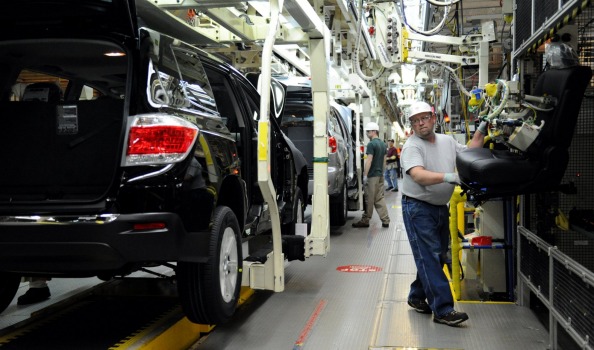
[{"x1": 401, "y1": 133, "x2": 466, "y2": 205}]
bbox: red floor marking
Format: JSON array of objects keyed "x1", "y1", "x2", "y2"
[
  {"x1": 293, "y1": 299, "x2": 327, "y2": 350},
  {"x1": 336, "y1": 264, "x2": 382, "y2": 272}
]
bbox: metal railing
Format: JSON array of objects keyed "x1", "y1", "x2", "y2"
[{"x1": 518, "y1": 226, "x2": 594, "y2": 349}]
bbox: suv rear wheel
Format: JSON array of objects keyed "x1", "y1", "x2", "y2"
[
  {"x1": 284, "y1": 187, "x2": 305, "y2": 235},
  {"x1": 0, "y1": 273, "x2": 20, "y2": 313},
  {"x1": 177, "y1": 206, "x2": 242, "y2": 324}
]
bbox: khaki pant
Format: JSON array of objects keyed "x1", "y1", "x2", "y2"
[{"x1": 362, "y1": 176, "x2": 390, "y2": 223}]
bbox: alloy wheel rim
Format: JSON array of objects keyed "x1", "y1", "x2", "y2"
[
  {"x1": 219, "y1": 227, "x2": 238, "y2": 303},
  {"x1": 296, "y1": 197, "x2": 303, "y2": 223},
  {"x1": 343, "y1": 183, "x2": 348, "y2": 218}
]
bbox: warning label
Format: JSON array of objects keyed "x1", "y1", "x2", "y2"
[{"x1": 336, "y1": 265, "x2": 382, "y2": 273}]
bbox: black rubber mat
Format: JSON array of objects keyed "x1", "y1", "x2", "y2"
[{"x1": 0, "y1": 296, "x2": 179, "y2": 350}]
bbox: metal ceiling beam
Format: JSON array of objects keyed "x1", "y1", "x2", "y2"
[
  {"x1": 204, "y1": 8, "x2": 262, "y2": 42},
  {"x1": 136, "y1": 0, "x2": 218, "y2": 45},
  {"x1": 459, "y1": 1, "x2": 502, "y2": 10},
  {"x1": 284, "y1": 0, "x2": 326, "y2": 38},
  {"x1": 150, "y1": 0, "x2": 267, "y2": 10},
  {"x1": 273, "y1": 46, "x2": 310, "y2": 75}
]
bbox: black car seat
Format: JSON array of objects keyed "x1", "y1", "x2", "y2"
[{"x1": 456, "y1": 65, "x2": 592, "y2": 200}]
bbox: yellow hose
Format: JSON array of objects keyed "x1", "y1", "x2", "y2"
[{"x1": 449, "y1": 186, "x2": 467, "y2": 300}]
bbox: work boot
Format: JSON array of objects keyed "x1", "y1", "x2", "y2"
[
  {"x1": 382, "y1": 221, "x2": 390, "y2": 228},
  {"x1": 352, "y1": 220, "x2": 370, "y2": 228},
  {"x1": 17, "y1": 287, "x2": 50, "y2": 305},
  {"x1": 407, "y1": 299, "x2": 432, "y2": 314},
  {"x1": 433, "y1": 310, "x2": 469, "y2": 326}
]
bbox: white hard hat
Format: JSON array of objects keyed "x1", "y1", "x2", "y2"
[
  {"x1": 364, "y1": 121, "x2": 379, "y2": 131},
  {"x1": 409, "y1": 101, "x2": 433, "y2": 119}
]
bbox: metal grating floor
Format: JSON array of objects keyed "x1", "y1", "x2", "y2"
[{"x1": 198, "y1": 186, "x2": 550, "y2": 350}]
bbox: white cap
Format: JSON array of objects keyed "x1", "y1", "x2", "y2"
[
  {"x1": 364, "y1": 121, "x2": 379, "y2": 131},
  {"x1": 409, "y1": 101, "x2": 432, "y2": 119}
]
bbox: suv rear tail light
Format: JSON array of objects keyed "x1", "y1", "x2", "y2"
[
  {"x1": 124, "y1": 114, "x2": 199, "y2": 166},
  {"x1": 329, "y1": 136, "x2": 337, "y2": 153},
  {"x1": 133, "y1": 222, "x2": 166, "y2": 231}
]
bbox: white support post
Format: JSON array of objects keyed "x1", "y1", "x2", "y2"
[
  {"x1": 355, "y1": 93, "x2": 363, "y2": 211},
  {"x1": 478, "y1": 40, "x2": 489, "y2": 87},
  {"x1": 257, "y1": 0, "x2": 284, "y2": 292},
  {"x1": 306, "y1": 27, "x2": 331, "y2": 257}
]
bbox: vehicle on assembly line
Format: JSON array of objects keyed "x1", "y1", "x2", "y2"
[
  {"x1": 277, "y1": 77, "x2": 362, "y2": 226},
  {"x1": 0, "y1": 0, "x2": 308, "y2": 324}
]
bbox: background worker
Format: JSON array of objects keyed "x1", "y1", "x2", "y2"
[
  {"x1": 384, "y1": 139, "x2": 399, "y2": 191},
  {"x1": 352, "y1": 122, "x2": 390, "y2": 228},
  {"x1": 396, "y1": 146, "x2": 402, "y2": 178},
  {"x1": 401, "y1": 101, "x2": 486, "y2": 327}
]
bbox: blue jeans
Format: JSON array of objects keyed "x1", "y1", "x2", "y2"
[
  {"x1": 402, "y1": 196, "x2": 454, "y2": 317},
  {"x1": 384, "y1": 167, "x2": 398, "y2": 189}
]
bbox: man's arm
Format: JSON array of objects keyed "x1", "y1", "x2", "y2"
[
  {"x1": 468, "y1": 121, "x2": 487, "y2": 148},
  {"x1": 364, "y1": 154, "x2": 373, "y2": 177},
  {"x1": 387, "y1": 148, "x2": 397, "y2": 160},
  {"x1": 408, "y1": 166, "x2": 447, "y2": 186}
]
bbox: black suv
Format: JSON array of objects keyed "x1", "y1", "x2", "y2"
[{"x1": 0, "y1": 0, "x2": 308, "y2": 324}]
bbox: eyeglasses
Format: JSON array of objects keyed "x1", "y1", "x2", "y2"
[{"x1": 409, "y1": 114, "x2": 432, "y2": 126}]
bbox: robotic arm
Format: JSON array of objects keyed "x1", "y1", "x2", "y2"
[
  {"x1": 363, "y1": 1, "x2": 493, "y2": 88},
  {"x1": 467, "y1": 77, "x2": 558, "y2": 153}
]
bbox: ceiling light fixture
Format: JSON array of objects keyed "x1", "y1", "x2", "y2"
[{"x1": 104, "y1": 52, "x2": 126, "y2": 57}]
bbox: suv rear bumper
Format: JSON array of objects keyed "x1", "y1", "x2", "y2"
[{"x1": 0, "y1": 213, "x2": 210, "y2": 275}]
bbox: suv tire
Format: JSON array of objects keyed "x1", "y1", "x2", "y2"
[
  {"x1": 284, "y1": 187, "x2": 305, "y2": 235},
  {"x1": 0, "y1": 273, "x2": 20, "y2": 313},
  {"x1": 177, "y1": 206, "x2": 242, "y2": 324},
  {"x1": 330, "y1": 181, "x2": 348, "y2": 226}
]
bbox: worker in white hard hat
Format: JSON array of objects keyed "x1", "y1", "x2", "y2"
[
  {"x1": 352, "y1": 121, "x2": 390, "y2": 228},
  {"x1": 401, "y1": 100, "x2": 486, "y2": 327}
]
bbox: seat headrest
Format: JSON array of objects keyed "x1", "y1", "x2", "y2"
[{"x1": 22, "y1": 82, "x2": 63, "y2": 102}]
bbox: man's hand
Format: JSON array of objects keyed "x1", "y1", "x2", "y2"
[
  {"x1": 443, "y1": 173, "x2": 460, "y2": 185},
  {"x1": 477, "y1": 121, "x2": 489, "y2": 134},
  {"x1": 363, "y1": 175, "x2": 368, "y2": 186},
  {"x1": 390, "y1": 155, "x2": 397, "y2": 160}
]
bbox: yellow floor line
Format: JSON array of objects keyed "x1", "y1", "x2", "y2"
[
  {"x1": 238, "y1": 286, "x2": 255, "y2": 306},
  {"x1": 456, "y1": 300, "x2": 514, "y2": 304},
  {"x1": 137, "y1": 317, "x2": 207, "y2": 350},
  {"x1": 370, "y1": 347, "x2": 463, "y2": 350},
  {"x1": 135, "y1": 287, "x2": 254, "y2": 349}
]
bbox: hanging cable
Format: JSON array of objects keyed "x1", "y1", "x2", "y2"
[
  {"x1": 521, "y1": 101, "x2": 554, "y2": 112},
  {"x1": 484, "y1": 79, "x2": 510, "y2": 121},
  {"x1": 399, "y1": 0, "x2": 451, "y2": 36},
  {"x1": 353, "y1": 0, "x2": 385, "y2": 81},
  {"x1": 426, "y1": 0, "x2": 460, "y2": 6},
  {"x1": 433, "y1": 62, "x2": 472, "y2": 98}
]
